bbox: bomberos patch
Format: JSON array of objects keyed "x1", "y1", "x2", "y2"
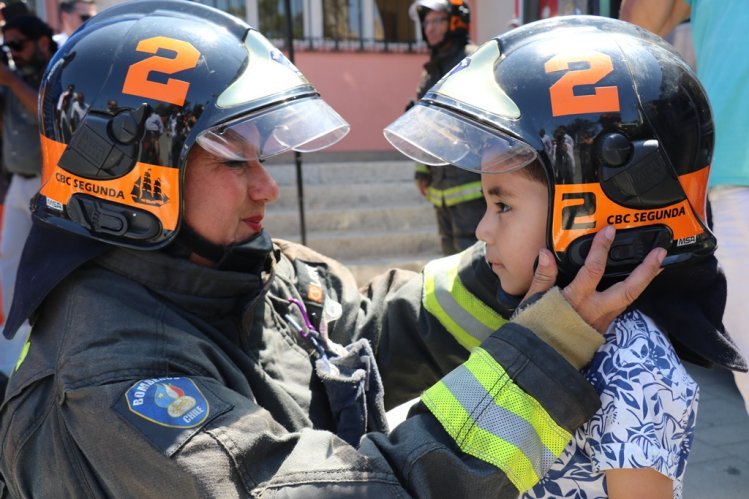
[{"x1": 125, "y1": 377, "x2": 209, "y2": 428}]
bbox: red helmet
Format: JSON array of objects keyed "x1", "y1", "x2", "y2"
[
  {"x1": 35, "y1": 0, "x2": 349, "y2": 249},
  {"x1": 386, "y1": 15, "x2": 715, "y2": 280},
  {"x1": 411, "y1": 0, "x2": 470, "y2": 46}
]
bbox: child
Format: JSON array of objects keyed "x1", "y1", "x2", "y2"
[{"x1": 385, "y1": 15, "x2": 746, "y2": 498}]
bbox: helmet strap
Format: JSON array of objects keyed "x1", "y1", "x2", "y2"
[
  {"x1": 172, "y1": 224, "x2": 273, "y2": 273},
  {"x1": 496, "y1": 282, "x2": 522, "y2": 313}
]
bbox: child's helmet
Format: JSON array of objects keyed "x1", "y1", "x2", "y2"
[
  {"x1": 35, "y1": 0, "x2": 349, "y2": 249},
  {"x1": 411, "y1": 0, "x2": 470, "y2": 46},
  {"x1": 385, "y1": 15, "x2": 715, "y2": 280}
]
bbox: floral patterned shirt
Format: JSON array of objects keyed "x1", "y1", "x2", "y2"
[{"x1": 522, "y1": 310, "x2": 699, "y2": 499}]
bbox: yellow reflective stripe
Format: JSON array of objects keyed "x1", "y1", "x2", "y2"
[
  {"x1": 423, "y1": 252, "x2": 507, "y2": 351},
  {"x1": 466, "y1": 349, "x2": 570, "y2": 458},
  {"x1": 425, "y1": 181, "x2": 483, "y2": 207},
  {"x1": 442, "y1": 181, "x2": 482, "y2": 197},
  {"x1": 423, "y1": 257, "x2": 480, "y2": 351},
  {"x1": 15, "y1": 339, "x2": 30, "y2": 371},
  {"x1": 442, "y1": 181, "x2": 483, "y2": 207},
  {"x1": 422, "y1": 347, "x2": 572, "y2": 492},
  {"x1": 444, "y1": 191, "x2": 483, "y2": 206},
  {"x1": 425, "y1": 187, "x2": 442, "y2": 206},
  {"x1": 450, "y1": 271, "x2": 505, "y2": 333},
  {"x1": 415, "y1": 163, "x2": 429, "y2": 175}
]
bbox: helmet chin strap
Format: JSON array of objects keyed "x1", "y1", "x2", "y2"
[
  {"x1": 496, "y1": 285, "x2": 522, "y2": 313},
  {"x1": 173, "y1": 224, "x2": 273, "y2": 273}
]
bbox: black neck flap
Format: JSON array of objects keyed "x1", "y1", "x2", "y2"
[
  {"x1": 3, "y1": 221, "x2": 108, "y2": 339},
  {"x1": 634, "y1": 255, "x2": 747, "y2": 372}
]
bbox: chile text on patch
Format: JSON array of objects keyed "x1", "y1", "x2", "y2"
[{"x1": 125, "y1": 377, "x2": 209, "y2": 428}]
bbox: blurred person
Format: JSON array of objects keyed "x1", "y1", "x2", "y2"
[
  {"x1": 142, "y1": 109, "x2": 164, "y2": 164},
  {"x1": 53, "y1": 0, "x2": 96, "y2": 46},
  {"x1": 409, "y1": 0, "x2": 484, "y2": 256},
  {"x1": 0, "y1": 14, "x2": 56, "y2": 384},
  {"x1": 68, "y1": 91, "x2": 88, "y2": 131},
  {"x1": 0, "y1": 1, "x2": 664, "y2": 495},
  {"x1": 621, "y1": 0, "x2": 749, "y2": 415}
]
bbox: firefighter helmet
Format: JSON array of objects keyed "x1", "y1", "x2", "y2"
[
  {"x1": 385, "y1": 15, "x2": 715, "y2": 280},
  {"x1": 410, "y1": 0, "x2": 470, "y2": 47},
  {"x1": 36, "y1": 0, "x2": 349, "y2": 249}
]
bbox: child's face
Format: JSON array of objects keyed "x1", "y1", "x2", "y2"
[{"x1": 476, "y1": 170, "x2": 548, "y2": 296}]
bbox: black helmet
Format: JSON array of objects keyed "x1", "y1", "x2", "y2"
[
  {"x1": 411, "y1": 0, "x2": 470, "y2": 47},
  {"x1": 36, "y1": 0, "x2": 349, "y2": 249},
  {"x1": 385, "y1": 15, "x2": 715, "y2": 280}
]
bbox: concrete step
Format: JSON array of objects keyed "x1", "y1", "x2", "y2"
[
  {"x1": 345, "y1": 254, "x2": 439, "y2": 285},
  {"x1": 265, "y1": 204, "x2": 436, "y2": 237},
  {"x1": 264, "y1": 156, "x2": 438, "y2": 285},
  {"x1": 272, "y1": 182, "x2": 424, "y2": 210},
  {"x1": 267, "y1": 160, "x2": 416, "y2": 186},
  {"x1": 280, "y1": 227, "x2": 440, "y2": 262}
]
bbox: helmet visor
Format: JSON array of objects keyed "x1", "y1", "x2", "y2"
[
  {"x1": 196, "y1": 97, "x2": 350, "y2": 161},
  {"x1": 384, "y1": 104, "x2": 537, "y2": 173}
]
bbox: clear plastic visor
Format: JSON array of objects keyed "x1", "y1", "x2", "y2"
[
  {"x1": 196, "y1": 97, "x2": 350, "y2": 161},
  {"x1": 384, "y1": 105, "x2": 537, "y2": 174}
]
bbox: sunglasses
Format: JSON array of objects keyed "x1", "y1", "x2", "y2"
[{"x1": 2, "y1": 38, "x2": 30, "y2": 52}]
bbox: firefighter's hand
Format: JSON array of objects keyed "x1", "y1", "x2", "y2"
[
  {"x1": 415, "y1": 178, "x2": 429, "y2": 197},
  {"x1": 524, "y1": 226, "x2": 665, "y2": 333}
]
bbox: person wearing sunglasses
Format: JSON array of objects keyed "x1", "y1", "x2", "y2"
[
  {"x1": 52, "y1": 0, "x2": 96, "y2": 46},
  {"x1": 0, "y1": 14, "x2": 57, "y2": 385}
]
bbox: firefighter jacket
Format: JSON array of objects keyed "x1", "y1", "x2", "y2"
[
  {"x1": 414, "y1": 42, "x2": 482, "y2": 208},
  {"x1": 0, "y1": 240, "x2": 602, "y2": 498}
]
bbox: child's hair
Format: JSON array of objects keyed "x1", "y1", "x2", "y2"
[{"x1": 517, "y1": 159, "x2": 547, "y2": 186}]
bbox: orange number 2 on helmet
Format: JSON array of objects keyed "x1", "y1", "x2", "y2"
[
  {"x1": 544, "y1": 51, "x2": 620, "y2": 117},
  {"x1": 122, "y1": 36, "x2": 200, "y2": 106}
]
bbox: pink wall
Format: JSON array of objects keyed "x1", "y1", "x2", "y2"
[{"x1": 294, "y1": 51, "x2": 427, "y2": 152}]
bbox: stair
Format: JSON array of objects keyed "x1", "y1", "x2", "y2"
[{"x1": 264, "y1": 157, "x2": 442, "y2": 284}]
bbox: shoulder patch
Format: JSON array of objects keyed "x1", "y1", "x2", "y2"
[
  {"x1": 125, "y1": 377, "x2": 209, "y2": 427},
  {"x1": 114, "y1": 377, "x2": 231, "y2": 456}
]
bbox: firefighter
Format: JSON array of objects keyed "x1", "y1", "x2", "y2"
[{"x1": 410, "y1": 0, "x2": 484, "y2": 255}]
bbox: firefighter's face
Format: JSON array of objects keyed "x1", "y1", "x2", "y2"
[
  {"x1": 183, "y1": 144, "x2": 279, "y2": 265},
  {"x1": 423, "y1": 10, "x2": 449, "y2": 47}
]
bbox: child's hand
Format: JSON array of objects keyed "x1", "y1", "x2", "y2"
[{"x1": 524, "y1": 226, "x2": 666, "y2": 334}]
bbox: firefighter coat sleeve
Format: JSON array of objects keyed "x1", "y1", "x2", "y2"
[{"x1": 0, "y1": 242, "x2": 601, "y2": 498}]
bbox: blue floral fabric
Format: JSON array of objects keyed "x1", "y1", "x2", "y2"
[{"x1": 522, "y1": 310, "x2": 699, "y2": 499}]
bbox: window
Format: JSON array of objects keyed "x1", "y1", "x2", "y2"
[
  {"x1": 255, "y1": 0, "x2": 422, "y2": 52},
  {"x1": 197, "y1": 0, "x2": 247, "y2": 20},
  {"x1": 258, "y1": 0, "x2": 304, "y2": 39}
]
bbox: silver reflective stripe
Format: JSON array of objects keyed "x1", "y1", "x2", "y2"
[
  {"x1": 424, "y1": 253, "x2": 504, "y2": 350},
  {"x1": 444, "y1": 364, "x2": 557, "y2": 479}
]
